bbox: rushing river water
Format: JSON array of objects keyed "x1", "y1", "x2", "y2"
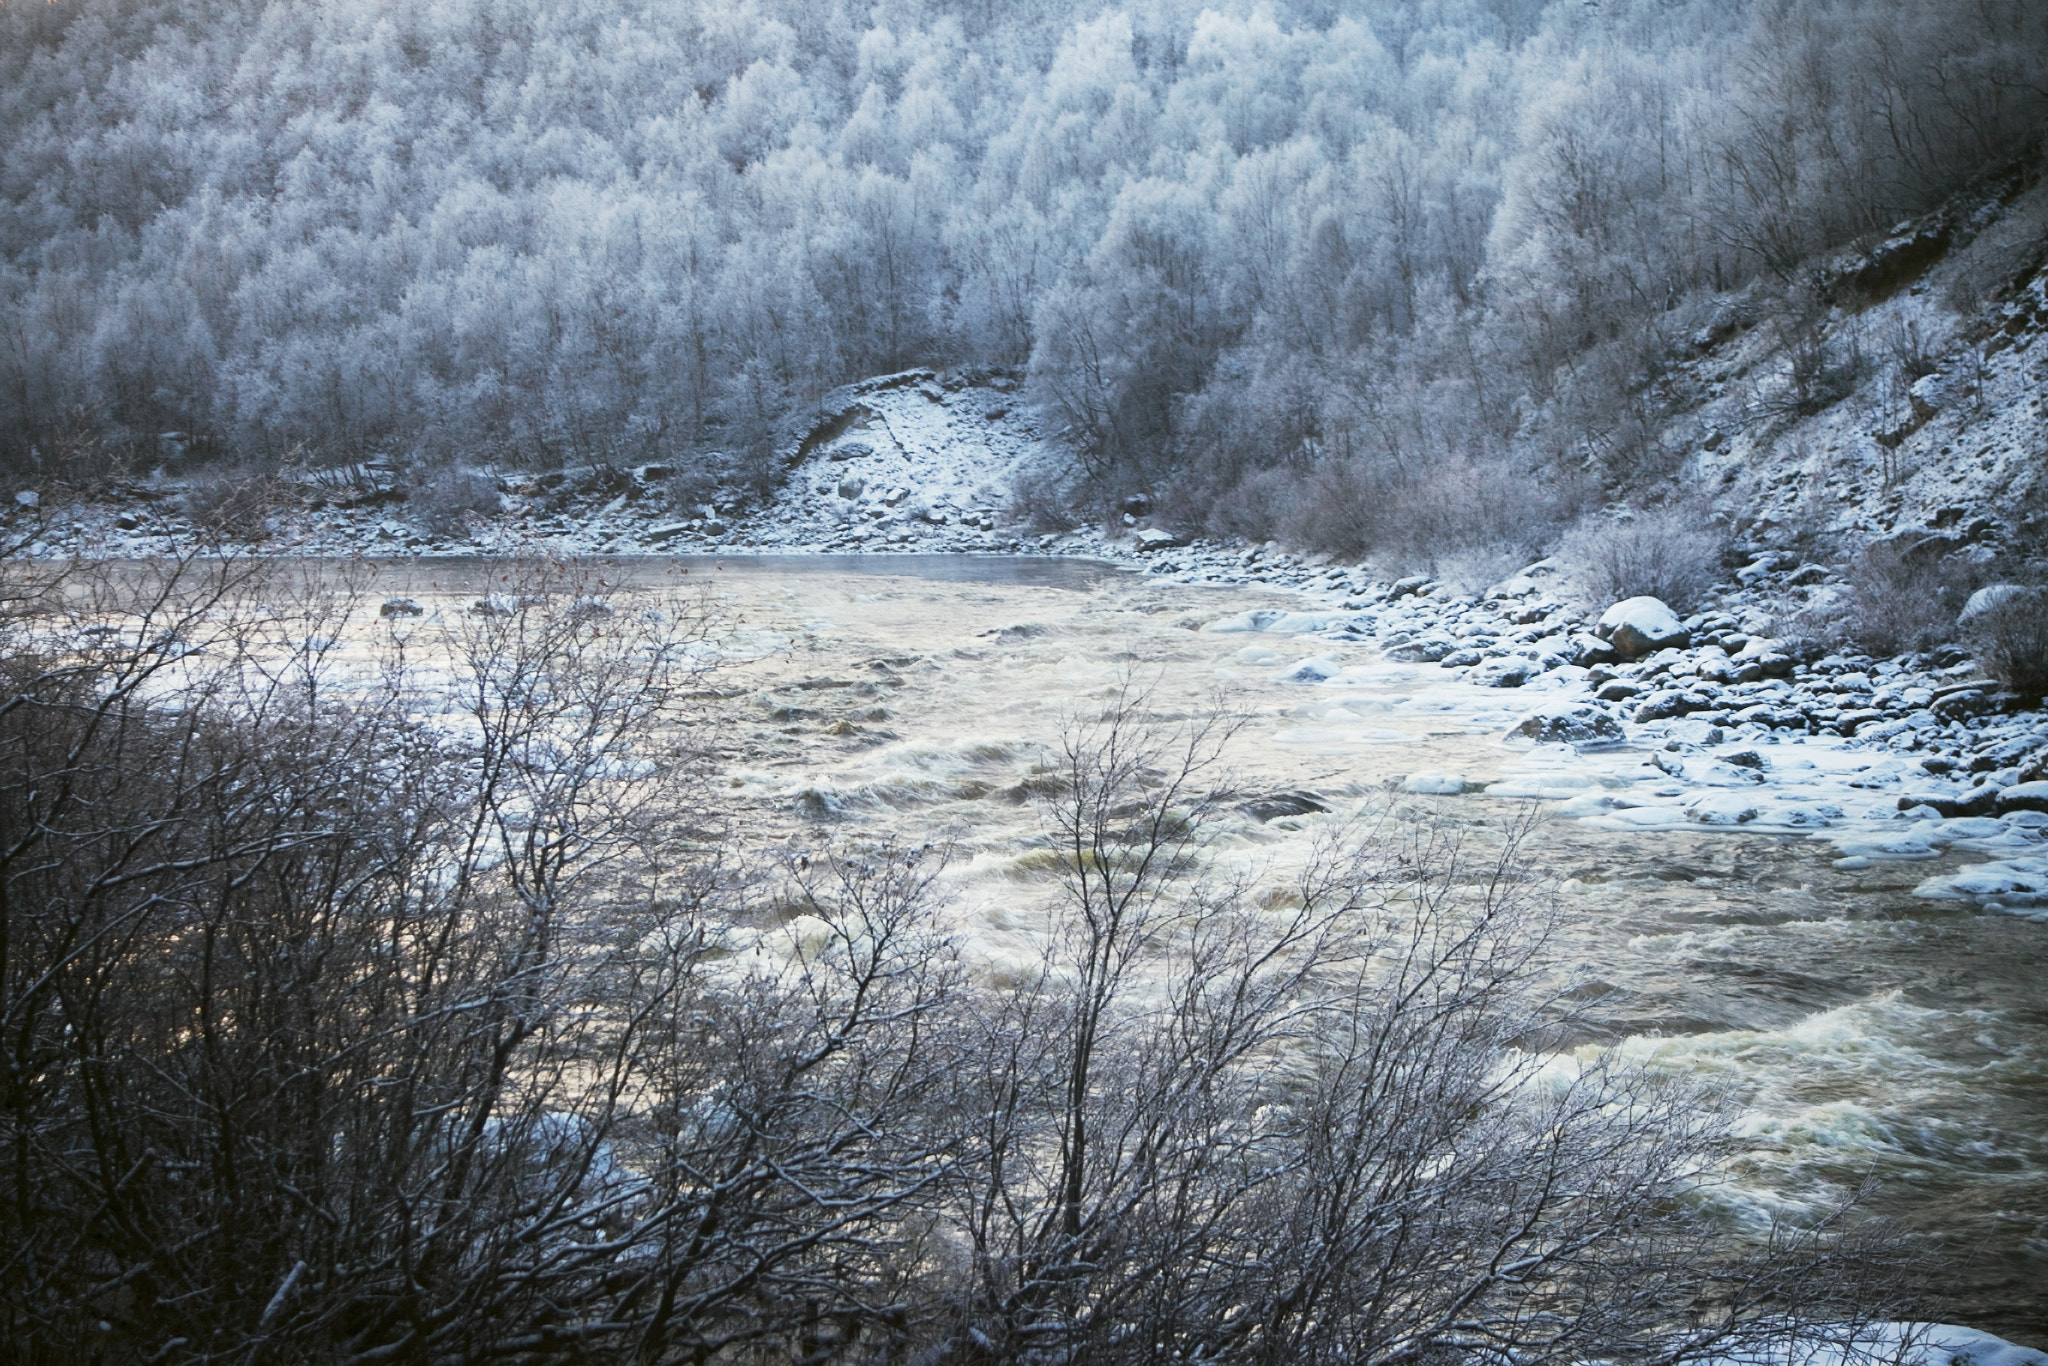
[{"x1": 330, "y1": 554, "x2": 2048, "y2": 1339}]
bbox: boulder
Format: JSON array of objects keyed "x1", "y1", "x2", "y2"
[
  {"x1": 380, "y1": 598, "x2": 424, "y2": 617},
  {"x1": 1134, "y1": 527, "x2": 1188, "y2": 552},
  {"x1": 1390, "y1": 575, "x2": 1433, "y2": 597},
  {"x1": 12, "y1": 490, "x2": 38, "y2": 512},
  {"x1": 1898, "y1": 788, "x2": 2001, "y2": 819},
  {"x1": 1633, "y1": 689, "x2": 1714, "y2": 722},
  {"x1": 1508, "y1": 701, "x2": 1625, "y2": 746},
  {"x1": 1383, "y1": 636, "x2": 1458, "y2": 663},
  {"x1": 114, "y1": 512, "x2": 141, "y2": 531},
  {"x1": 1960, "y1": 583, "x2": 2028, "y2": 623},
  {"x1": 1242, "y1": 791, "x2": 1330, "y2": 822},
  {"x1": 1566, "y1": 632, "x2": 1620, "y2": 666},
  {"x1": 1469, "y1": 657, "x2": 1539, "y2": 688},
  {"x1": 1996, "y1": 781, "x2": 2048, "y2": 815},
  {"x1": 1595, "y1": 596, "x2": 1690, "y2": 660},
  {"x1": 1401, "y1": 772, "x2": 1469, "y2": 795}
]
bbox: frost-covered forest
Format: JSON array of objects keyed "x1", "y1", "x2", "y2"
[{"x1": 2, "y1": 0, "x2": 2043, "y2": 539}]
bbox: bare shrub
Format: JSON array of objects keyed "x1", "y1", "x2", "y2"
[
  {"x1": 1840, "y1": 538, "x2": 1986, "y2": 656},
  {"x1": 1008, "y1": 461, "x2": 1083, "y2": 533},
  {"x1": 1963, "y1": 585, "x2": 2048, "y2": 699},
  {"x1": 931, "y1": 689, "x2": 1917, "y2": 1361},
  {"x1": 181, "y1": 464, "x2": 292, "y2": 537},
  {"x1": 660, "y1": 455, "x2": 723, "y2": 515},
  {"x1": 1556, "y1": 506, "x2": 1727, "y2": 611},
  {"x1": 1283, "y1": 451, "x2": 1576, "y2": 576},
  {"x1": 409, "y1": 462, "x2": 503, "y2": 535}
]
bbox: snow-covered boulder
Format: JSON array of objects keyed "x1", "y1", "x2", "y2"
[
  {"x1": 1908, "y1": 369, "x2": 1972, "y2": 420},
  {"x1": 1401, "y1": 771, "x2": 1468, "y2": 795},
  {"x1": 1134, "y1": 527, "x2": 1188, "y2": 552},
  {"x1": 1507, "y1": 700, "x2": 1624, "y2": 746},
  {"x1": 1960, "y1": 583, "x2": 2028, "y2": 622},
  {"x1": 1595, "y1": 596, "x2": 1689, "y2": 660},
  {"x1": 13, "y1": 490, "x2": 38, "y2": 511},
  {"x1": 1996, "y1": 781, "x2": 2048, "y2": 815},
  {"x1": 1468, "y1": 657, "x2": 1539, "y2": 688}
]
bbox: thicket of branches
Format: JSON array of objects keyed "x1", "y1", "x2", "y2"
[
  {"x1": 0, "y1": 554, "x2": 1920, "y2": 1362},
  {"x1": 2, "y1": 0, "x2": 2043, "y2": 548}
]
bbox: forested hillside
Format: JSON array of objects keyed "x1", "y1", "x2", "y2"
[{"x1": 2, "y1": 0, "x2": 2043, "y2": 554}]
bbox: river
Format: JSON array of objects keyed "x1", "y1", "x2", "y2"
[{"x1": 336, "y1": 553, "x2": 2048, "y2": 1339}]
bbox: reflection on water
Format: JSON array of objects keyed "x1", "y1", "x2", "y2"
[{"x1": 277, "y1": 558, "x2": 2048, "y2": 1342}]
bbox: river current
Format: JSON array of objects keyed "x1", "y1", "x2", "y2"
[{"x1": 354, "y1": 553, "x2": 2047, "y2": 1340}]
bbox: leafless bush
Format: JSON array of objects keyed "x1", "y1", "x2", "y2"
[
  {"x1": 0, "y1": 556, "x2": 970, "y2": 1361},
  {"x1": 1008, "y1": 461, "x2": 1084, "y2": 533},
  {"x1": 1283, "y1": 450, "x2": 1575, "y2": 576},
  {"x1": 1556, "y1": 506, "x2": 1727, "y2": 611},
  {"x1": 408, "y1": 462, "x2": 503, "y2": 535},
  {"x1": 1840, "y1": 538, "x2": 1986, "y2": 656},
  {"x1": 1963, "y1": 585, "x2": 2048, "y2": 699},
  {"x1": 1882, "y1": 317, "x2": 1941, "y2": 381},
  {"x1": 181, "y1": 464, "x2": 293, "y2": 537},
  {"x1": 660, "y1": 456, "x2": 723, "y2": 515},
  {"x1": 928, "y1": 690, "x2": 1916, "y2": 1362}
]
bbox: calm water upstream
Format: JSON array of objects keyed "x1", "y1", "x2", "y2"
[{"x1": 310, "y1": 556, "x2": 2048, "y2": 1339}]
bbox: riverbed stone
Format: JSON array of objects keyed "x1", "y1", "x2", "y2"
[
  {"x1": 1995, "y1": 781, "x2": 2048, "y2": 814},
  {"x1": 1507, "y1": 700, "x2": 1624, "y2": 746},
  {"x1": 1596, "y1": 596, "x2": 1690, "y2": 660}
]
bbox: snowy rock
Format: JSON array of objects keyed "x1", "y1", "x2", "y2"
[
  {"x1": 1908, "y1": 369, "x2": 1970, "y2": 420},
  {"x1": 1241, "y1": 791, "x2": 1330, "y2": 822},
  {"x1": 1134, "y1": 527, "x2": 1188, "y2": 552},
  {"x1": 1507, "y1": 700, "x2": 1624, "y2": 746},
  {"x1": 1277, "y1": 655, "x2": 1341, "y2": 683},
  {"x1": 1566, "y1": 631, "x2": 1619, "y2": 666},
  {"x1": 380, "y1": 597, "x2": 424, "y2": 617},
  {"x1": 12, "y1": 490, "x2": 37, "y2": 511},
  {"x1": 646, "y1": 523, "x2": 693, "y2": 542},
  {"x1": 1401, "y1": 772, "x2": 1469, "y2": 795},
  {"x1": 1995, "y1": 781, "x2": 2048, "y2": 815},
  {"x1": 113, "y1": 512, "x2": 141, "y2": 530},
  {"x1": 1384, "y1": 636, "x2": 1459, "y2": 663},
  {"x1": 1633, "y1": 689, "x2": 1714, "y2": 722},
  {"x1": 1390, "y1": 575, "x2": 1433, "y2": 597},
  {"x1": 1469, "y1": 657, "x2": 1539, "y2": 688},
  {"x1": 1931, "y1": 688, "x2": 2003, "y2": 721},
  {"x1": 1897, "y1": 788, "x2": 2000, "y2": 819},
  {"x1": 836, "y1": 476, "x2": 866, "y2": 499},
  {"x1": 1595, "y1": 596, "x2": 1689, "y2": 660},
  {"x1": 1960, "y1": 583, "x2": 2028, "y2": 622}
]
